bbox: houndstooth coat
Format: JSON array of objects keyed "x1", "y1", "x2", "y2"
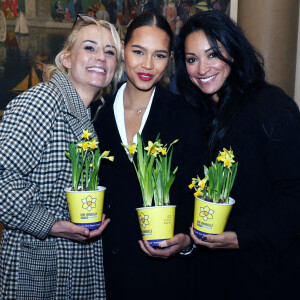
[{"x1": 0, "y1": 70, "x2": 106, "y2": 299}]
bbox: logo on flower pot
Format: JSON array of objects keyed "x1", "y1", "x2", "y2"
[
  {"x1": 82, "y1": 195, "x2": 96, "y2": 211},
  {"x1": 139, "y1": 212, "x2": 150, "y2": 228},
  {"x1": 200, "y1": 206, "x2": 214, "y2": 221}
]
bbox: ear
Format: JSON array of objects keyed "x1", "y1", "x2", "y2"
[{"x1": 61, "y1": 52, "x2": 71, "y2": 69}]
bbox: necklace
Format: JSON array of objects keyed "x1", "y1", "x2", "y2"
[{"x1": 125, "y1": 103, "x2": 147, "y2": 115}]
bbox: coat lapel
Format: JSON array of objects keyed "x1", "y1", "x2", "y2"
[{"x1": 51, "y1": 70, "x2": 94, "y2": 141}]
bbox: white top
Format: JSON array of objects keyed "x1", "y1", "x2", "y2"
[{"x1": 113, "y1": 82, "x2": 155, "y2": 147}]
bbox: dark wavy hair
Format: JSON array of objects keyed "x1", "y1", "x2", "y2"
[
  {"x1": 124, "y1": 10, "x2": 173, "y2": 53},
  {"x1": 174, "y1": 10, "x2": 266, "y2": 150}
]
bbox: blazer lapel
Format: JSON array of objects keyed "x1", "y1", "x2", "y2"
[
  {"x1": 51, "y1": 71, "x2": 94, "y2": 141},
  {"x1": 142, "y1": 84, "x2": 176, "y2": 143}
]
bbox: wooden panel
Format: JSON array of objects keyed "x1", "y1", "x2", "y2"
[{"x1": 238, "y1": 0, "x2": 299, "y2": 99}]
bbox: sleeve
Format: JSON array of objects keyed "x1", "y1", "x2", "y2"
[
  {"x1": 0, "y1": 85, "x2": 58, "y2": 239},
  {"x1": 238, "y1": 89, "x2": 300, "y2": 253}
]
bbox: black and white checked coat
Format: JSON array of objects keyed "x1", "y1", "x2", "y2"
[{"x1": 0, "y1": 70, "x2": 106, "y2": 299}]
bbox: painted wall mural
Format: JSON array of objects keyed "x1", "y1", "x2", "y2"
[{"x1": 50, "y1": 0, "x2": 230, "y2": 36}]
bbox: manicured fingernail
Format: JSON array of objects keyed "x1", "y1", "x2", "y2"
[
  {"x1": 202, "y1": 236, "x2": 207, "y2": 241},
  {"x1": 159, "y1": 240, "x2": 168, "y2": 248}
]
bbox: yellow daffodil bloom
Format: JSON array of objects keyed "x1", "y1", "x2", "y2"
[
  {"x1": 106, "y1": 156, "x2": 114, "y2": 161},
  {"x1": 188, "y1": 183, "x2": 194, "y2": 189},
  {"x1": 89, "y1": 140, "x2": 99, "y2": 150},
  {"x1": 194, "y1": 190, "x2": 203, "y2": 197},
  {"x1": 128, "y1": 144, "x2": 137, "y2": 154},
  {"x1": 217, "y1": 148, "x2": 235, "y2": 168},
  {"x1": 77, "y1": 141, "x2": 90, "y2": 150},
  {"x1": 161, "y1": 148, "x2": 167, "y2": 155},
  {"x1": 82, "y1": 129, "x2": 92, "y2": 140},
  {"x1": 145, "y1": 141, "x2": 162, "y2": 157},
  {"x1": 217, "y1": 154, "x2": 225, "y2": 162},
  {"x1": 144, "y1": 141, "x2": 154, "y2": 154},
  {"x1": 199, "y1": 178, "x2": 208, "y2": 189}
]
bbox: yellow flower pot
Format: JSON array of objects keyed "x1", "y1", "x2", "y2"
[
  {"x1": 136, "y1": 205, "x2": 176, "y2": 247},
  {"x1": 193, "y1": 197, "x2": 235, "y2": 238},
  {"x1": 65, "y1": 186, "x2": 106, "y2": 230}
]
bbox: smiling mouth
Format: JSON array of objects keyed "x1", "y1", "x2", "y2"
[
  {"x1": 199, "y1": 74, "x2": 216, "y2": 82},
  {"x1": 87, "y1": 67, "x2": 106, "y2": 74},
  {"x1": 137, "y1": 73, "x2": 154, "y2": 81}
]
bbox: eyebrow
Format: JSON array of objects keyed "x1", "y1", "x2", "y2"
[
  {"x1": 185, "y1": 46, "x2": 221, "y2": 56},
  {"x1": 82, "y1": 40, "x2": 116, "y2": 50},
  {"x1": 131, "y1": 44, "x2": 169, "y2": 54}
]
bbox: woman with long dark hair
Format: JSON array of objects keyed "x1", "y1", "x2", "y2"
[
  {"x1": 93, "y1": 10, "x2": 203, "y2": 300},
  {"x1": 175, "y1": 9, "x2": 300, "y2": 299}
]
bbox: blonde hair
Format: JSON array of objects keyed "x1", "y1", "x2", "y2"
[{"x1": 45, "y1": 18, "x2": 123, "y2": 97}]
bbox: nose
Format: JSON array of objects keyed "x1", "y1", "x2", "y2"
[
  {"x1": 96, "y1": 49, "x2": 106, "y2": 62},
  {"x1": 141, "y1": 55, "x2": 154, "y2": 70},
  {"x1": 197, "y1": 59, "x2": 210, "y2": 75}
]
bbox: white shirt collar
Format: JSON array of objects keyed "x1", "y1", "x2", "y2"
[{"x1": 113, "y1": 82, "x2": 156, "y2": 147}]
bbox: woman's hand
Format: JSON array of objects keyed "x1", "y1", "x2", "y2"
[
  {"x1": 190, "y1": 226, "x2": 239, "y2": 249},
  {"x1": 50, "y1": 214, "x2": 110, "y2": 242},
  {"x1": 138, "y1": 233, "x2": 191, "y2": 259}
]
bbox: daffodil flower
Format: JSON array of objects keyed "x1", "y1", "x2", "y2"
[
  {"x1": 128, "y1": 144, "x2": 137, "y2": 154},
  {"x1": 77, "y1": 141, "x2": 90, "y2": 150},
  {"x1": 145, "y1": 141, "x2": 162, "y2": 157},
  {"x1": 194, "y1": 190, "x2": 202, "y2": 197},
  {"x1": 89, "y1": 139, "x2": 99, "y2": 150},
  {"x1": 82, "y1": 129, "x2": 92, "y2": 140},
  {"x1": 189, "y1": 147, "x2": 238, "y2": 203},
  {"x1": 144, "y1": 141, "x2": 154, "y2": 154},
  {"x1": 217, "y1": 147, "x2": 235, "y2": 168},
  {"x1": 161, "y1": 147, "x2": 167, "y2": 155},
  {"x1": 199, "y1": 178, "x2": 208, "y2": 189},
  {"x1": 65, "y1": 128, "x2": 114, "y2": 191}
]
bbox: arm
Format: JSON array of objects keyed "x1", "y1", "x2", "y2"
[
  {"x1": 190, "y1": 88, "x2": 300, "y2": 252},
  {"x1": 0, "y1": 87, "x2": 58, "y2": 239}
]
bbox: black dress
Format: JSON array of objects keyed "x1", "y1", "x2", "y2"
[
  {"x1": 194, "y1": 85, "x2": 300, "y2": 300},
  {"x1": 93, "y1": 84, "x2": 204, "y2": 300}
]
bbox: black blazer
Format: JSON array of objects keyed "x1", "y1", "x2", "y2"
[
  {"x1": 93, "y1": 83, "x2": 203, "y2": 300},
  {"x1": 194, "y1": 85, "x2": 300, "y2": 300}
]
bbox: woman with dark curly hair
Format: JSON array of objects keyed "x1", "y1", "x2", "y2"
[{"x1": 175, "y1": 9, "x2": 300, "y2": 300}]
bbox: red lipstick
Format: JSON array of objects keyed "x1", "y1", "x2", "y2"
[{"x1": 137, "y1": 72, "x2": 154, "y2": 81}]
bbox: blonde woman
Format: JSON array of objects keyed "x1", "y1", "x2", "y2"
[{"x1": 0, "y1": 15, "x2": 122, "y2": 299}]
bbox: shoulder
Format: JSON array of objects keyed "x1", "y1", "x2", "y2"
[
  {"x1": 2, "y1": 81, "x2": 64, "y2": 128},
  {"x1": 249, "y1": 85, "x2": 298, "y2": 111},
  {"x1": 244, "y1": 85, "x2": 300, "y2": 139},
  {"x1": 6, "y1": 81, "x2": 61, "y2": 112}
]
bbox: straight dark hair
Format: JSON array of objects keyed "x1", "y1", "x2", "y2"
[
  {"x1": 124, "y1": 10, "x2": 173, "y2": 53},
  {"x1": 174, "y1": 10, "x2": 266, "y2": 151}
]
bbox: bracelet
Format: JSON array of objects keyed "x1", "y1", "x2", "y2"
[{"x1": 179, "y1": 235, "x2": 195, "y2": 256}]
